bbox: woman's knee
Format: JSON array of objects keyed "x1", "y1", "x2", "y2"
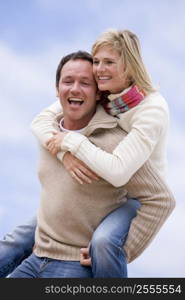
[{"x1": 90, "y1": 230, "x2": 115, "y2": 256}]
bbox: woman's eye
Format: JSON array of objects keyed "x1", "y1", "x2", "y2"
[{"x1": 93, "y1": 61, "x2": 99, "y2": 65}]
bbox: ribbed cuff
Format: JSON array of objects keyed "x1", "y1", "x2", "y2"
[
  {"x1": 61, "y1": 132, "x2": 87, "y2": 154},
  {"x1": 56, "y1": 150, "x2": 67, "y2": 163}
]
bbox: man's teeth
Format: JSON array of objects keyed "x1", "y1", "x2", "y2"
[
  {"x1": 68, "y1": 98, "x2": 84, "y2": 105},
  {"x1": 69, "y1": 98, "x2": 83, "y2": 101}
]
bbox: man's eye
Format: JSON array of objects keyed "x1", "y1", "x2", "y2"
[
  {"x1": 81, "y1": 82, "x2": 90, "y2": 86},
  {"x1": 93, "y1": 61, "x2": 99, "y2": 65},
  {"x1": 106, "y1": 61, "x2": 113, "y2": 64},
  {"x1": 64, "y1": 81, "x2": 73, "y2": 84}
]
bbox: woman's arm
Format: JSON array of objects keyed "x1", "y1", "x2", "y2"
[
  {"x1": 31, "y1": 103, "x2": 99, "y2": 183},
  {"x1": 31, "y1": 101, "x2": 62, "y2": 146},
  {"x1": 61, "y1": 101, "x2": 169, "y2": 187},
  {"x1": 31, "y1": 96, "x2": 169, "y2": 187}
]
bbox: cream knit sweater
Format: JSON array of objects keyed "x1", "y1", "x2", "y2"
[
  {"x1": 34, "y1": 106, "x2": 175, "y2": 263},
  {"x1": 31, "y1": 91, "x2": 169, "y2": 187}
]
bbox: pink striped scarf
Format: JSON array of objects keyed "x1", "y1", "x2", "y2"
[{"x1": 102, "y1": 85, "x2": 145, "y2": 116}]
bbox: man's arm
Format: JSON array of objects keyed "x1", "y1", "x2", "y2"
[{"x1": 123, "y1": 160, "x2": 176, "y2": 263}]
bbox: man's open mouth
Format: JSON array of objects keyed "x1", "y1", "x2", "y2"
[{"x1": 68, "y1": 98, "x2": 84, "y2": 105}]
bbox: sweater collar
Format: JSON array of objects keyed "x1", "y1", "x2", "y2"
[
  {"x1": 55, "y1": 105, "x2": 117, "y2": 137},
  {"x1": 82, "y1": 105, "x2": 117, "y2": 136}
]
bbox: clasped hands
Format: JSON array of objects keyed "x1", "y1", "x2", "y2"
[
  {"x1": 46, "y1": 131, "x2": 99, "y2": 266},
  {"x1": 46, "y1": 132, "x2": 99, "y2": 184},
  {"x1": 46, "y1": 131, "x2": 66, "y2": 156}
]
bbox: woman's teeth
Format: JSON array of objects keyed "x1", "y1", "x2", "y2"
[{"x1": 98, "y1": 76, "x2": 110, "y2": 80}]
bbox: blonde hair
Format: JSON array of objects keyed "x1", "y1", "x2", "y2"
[{"x1": 92, "y1": 29, "x2": 155, "y2": 94}]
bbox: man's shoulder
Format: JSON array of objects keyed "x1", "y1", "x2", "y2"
[{"x1": 88, "y1": 125, "x2": 127, "y2": 153}]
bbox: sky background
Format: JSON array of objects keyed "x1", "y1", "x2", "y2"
[{"x1": 0, "y1": 0, "x2": 185, "y2": 278}]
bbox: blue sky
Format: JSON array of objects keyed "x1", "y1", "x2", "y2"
[{"x1": 0, "y1": 0, "x2": 185, "y2": 277}]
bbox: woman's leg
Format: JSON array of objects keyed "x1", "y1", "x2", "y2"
[
  {"x1": 90, "y1": 199, "x2": 140, "y2": 278},
  {"x1": 0, "y1": 216, "x2": 37, "y2": 277},
  {"x1": 8, "y1": 253, "x2": 38, "y2": 278}
]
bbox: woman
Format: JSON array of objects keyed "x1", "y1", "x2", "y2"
[{"x1": 39, "y1": 29, "x2": 168, "y2": 185}]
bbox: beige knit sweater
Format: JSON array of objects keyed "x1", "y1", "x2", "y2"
[{"x1": 34, "y1": 106, "x2": 175, "y2": 263}]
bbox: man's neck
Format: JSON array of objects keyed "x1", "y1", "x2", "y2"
[
  {"x1": 59, "y1": 118, "x2": 86, "y2": 132},
  {"x1": 62, "y1": 110, "x2": 96, "y2": 131}
]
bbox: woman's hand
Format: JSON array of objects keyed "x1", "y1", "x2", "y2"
[
  {"x1": 80, "y1": 247, "x2": 91, "y2": 266},
  {"x1": 46, "y1": 133, "x2": 100, "y2": 184},
  {"x1": 46, "y1": 132, "x2": 67, "y2": 156},
  {"x1": 63, "y1": 152, "x2": 100, "y2": 184}
]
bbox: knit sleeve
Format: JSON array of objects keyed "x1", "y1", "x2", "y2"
[
  {"x1": 123, "y1": 160, "x2": 176, "y2": 263},
  {"x1": 61, "y1": 99, "x2": 169, "y2": 187},
  {"x1": 30, "y1": 101, "x2": 62, "y2": 146}
]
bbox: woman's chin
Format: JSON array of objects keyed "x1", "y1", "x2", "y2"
[{"x1": 98, "y1": 84, "x2": 110, "y2": 91}]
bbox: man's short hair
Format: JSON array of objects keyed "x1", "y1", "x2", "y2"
[{"x1": 56, "y1": 51, "x2": 93, "y2": 87}]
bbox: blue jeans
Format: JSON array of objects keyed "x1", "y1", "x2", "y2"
[
  {"x1": 90, "y1": 198, "x2": 140, "y2": 277},
  {"x1": 0, "y1": 199, "x2": 139, "y2": 278},
  {"x1": 9, "y1": 253, "x2": 93, "y2": 278},
  {"x1": 0, "y1": 216, "x2": 36, "y2": 277}
]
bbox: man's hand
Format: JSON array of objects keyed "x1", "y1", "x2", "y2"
[
  {"x1": 46, "y1": 132, "x2": 67, "y2": 156},
  {"x1": 63, "y1": 152, "x2": 100, "y2": 184},
  {"x1": 80, "y1": 247, "x2": 91, "y2": 266}
]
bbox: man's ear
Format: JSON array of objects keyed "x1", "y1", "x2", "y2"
[
  {"x1": 56, "y1": 86, "x2": 59, "y2": 98},
  {"x1": 96, "y1": 90, "x2": 101, "y2": 102}
]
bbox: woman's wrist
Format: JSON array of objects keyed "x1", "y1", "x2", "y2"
[{"x1": 61, "y1": 132, "x2": 87, "y2": 154}]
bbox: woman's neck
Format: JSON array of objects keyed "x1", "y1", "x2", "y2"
[{"x1": 102, "y1": 84, "x2": 145, "y2": 116}]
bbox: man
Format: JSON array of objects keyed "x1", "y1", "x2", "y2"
[{"x1": 1, "y1": 51, "x2": 175, "y2": 278}]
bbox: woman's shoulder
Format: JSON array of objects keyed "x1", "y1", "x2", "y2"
[
  {"x1": 142, "y1": 91, "x2": 169, "y2": 109},
  {"x1": 117, "y1": 91, "x2": 169, "y2": 130},
  {"x1": 118, "y1": 92, "x2": 169, "y2": 119}
]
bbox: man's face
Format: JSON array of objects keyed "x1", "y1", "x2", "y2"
[{"x1": 56, "y1": 59, "x2": 99, "y2": 130}]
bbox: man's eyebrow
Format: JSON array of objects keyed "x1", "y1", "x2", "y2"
[
  {"x1": 61, "y1": 75, "x2": 93, "y2": 82},
  {"x1": 62, "y1": 75, "x2": 73, "y2": 79},
  {"x1": 80, "y1": 76, "x2": 93, "y2": 81}
]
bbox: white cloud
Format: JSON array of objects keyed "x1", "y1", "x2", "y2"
[
  {"x1": 167, "y1": 120, "x2": 185, "y2": 199},
  {"x1": 0, "y1": 206, "x2": 5, "y2": 221},
  {"x1": 0, "y1": 43, "x2": 53, "y2": 139}
]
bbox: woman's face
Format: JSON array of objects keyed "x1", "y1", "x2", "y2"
[{"x1": 93, "y1": 46, "x2": 127, "y2": 94}]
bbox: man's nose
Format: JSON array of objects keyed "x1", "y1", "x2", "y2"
[{"x1": 70, "y1": 82, "x2": 81, "y2": 94}]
